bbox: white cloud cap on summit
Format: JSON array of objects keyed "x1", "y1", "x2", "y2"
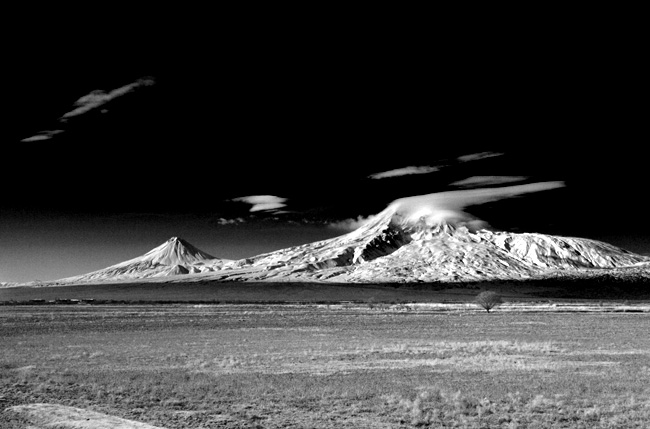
[
  {"x1": 331, "y1": 181, "x2": 565, "y2": 232},
  {"x1": 391, "y1": 181, "x2": 565, "y2": 227},
  {"x1": 232, "y1": 195, "x2": 288, "y2": 212}
]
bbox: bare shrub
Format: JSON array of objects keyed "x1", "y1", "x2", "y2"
[{"x1": 474, "y1": 291, "x2": 503, "y2": 313}]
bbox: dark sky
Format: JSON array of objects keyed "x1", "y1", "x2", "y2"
[{"x1": 1, "y1": 27, "x2": 647, "y2": 282}]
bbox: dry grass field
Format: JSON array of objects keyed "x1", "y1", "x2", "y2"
[{"x1": 2, "y1": 304, "x2": 650, "y2": 427}]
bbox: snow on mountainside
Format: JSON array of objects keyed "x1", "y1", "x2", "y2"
[
  {"x1": 340, "y1": 226, "x2": 649, "y2": 283},
  {"x1": 59, "y1": 237, "x2": 230, "y2": 283},
  {"x1": 46, "y1": 191, "x2": 650, "y2": 285},
  {"x1": 201, "y1": 197, "x2": 650, "y2": 283}
]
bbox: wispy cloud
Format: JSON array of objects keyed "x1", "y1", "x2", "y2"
[
  {"x1": 451, "y1": 175, "x2": 528, "y2": 188},
  {"x1": 457, "y1": 151, "x2": 503, "y2": 163},
  {"x1": 368, "y1": 165, "x2": 439, "y2": 179},
  {"x1": 232, "y1": 195, "x2": 288, "y2": 212},
  {"x1": 20, "y1": 77, "x2": 156, "y2": 142},
  {"x1": 60, "y1": 77, "x2": 155, "y2": 121},
  {"x1": 20, "y1": 129, "x2": 64, "y2": 142}
]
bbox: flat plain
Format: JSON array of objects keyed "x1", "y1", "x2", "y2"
[{"x1": 2, "y1": 303, "x2": 650, "y2": 428}]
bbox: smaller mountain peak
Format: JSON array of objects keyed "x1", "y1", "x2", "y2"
[
  {"x1": 144, "y1": 237, "x2": 217, "y2": 265},
  {"x1": 166, "y1": 236, "x2": 190, "y2": 247}
]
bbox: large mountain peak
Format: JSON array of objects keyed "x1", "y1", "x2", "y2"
[
  {"x1": 54, "y1": 192, "x2": 650, "y2": 285},
  {"x1": 387, "y1": 193, "x2": 492, "y2": 233},
  {"x1": 203, "y1": 195, "x2": 650, "y2": 283}
]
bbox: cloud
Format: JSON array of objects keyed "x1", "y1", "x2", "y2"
[
  {"x1": 328, "y1": 182, "x2": 564, "y2": 233},
  {"x1": 216, "y1": 217, "x2": 246, "y2": 225},
  {"x1": 451, "y1": 176, "x2": 528, "y2": 188},
  {"x1": 232, "y1": 195, "x2": 288, "y2": 212},
  {"x1": 20, "y1": 129, "x2": 64, "y2": 142},
  {"x1": 457, "y1": 151, "x2": 503, "y2": 163},
  {"x1": 20, "y1": 77, "x2": 156, "y2": 142},
  {"x1": 60, "y1": 77, "x2": 156, "y2": 120},
  {"x1": 368, "y1": 165, "x2": 439, "y2": 179},
  {"x1": 391, "y1": 181, "x2": 565, "y2": 229},
  {"x1": 328, "y1": 215, "x2": 376, "y2": 231},
  {"x1": 367, "y1": 153, "x2": 505, "y2": 180}
]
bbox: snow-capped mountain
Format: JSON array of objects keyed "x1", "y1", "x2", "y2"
[
  {"x1": 202, "y1": 196, "x2": 650, "y2": 283},
  {"x1": 49, "y1": 192, "x2": 650, "y2": 285},
  {"x1": 59, "y1": 237, "x2": 230, "y2": 283}
]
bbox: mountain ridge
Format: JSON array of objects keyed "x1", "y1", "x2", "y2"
[
  {"x1": 12, "y1": 193, "x2": 650, "y2": 286},
  {"x1": 202, "y1": 210, "x2": 649, "y2": 283}
]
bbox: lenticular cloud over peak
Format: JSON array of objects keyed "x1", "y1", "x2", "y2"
[
  {"x1": 331, "y1": 181, "x2": 565, "y2": 233},
  {"x1": 388, "y1": 181, "x2": 565, "y2": 229}
]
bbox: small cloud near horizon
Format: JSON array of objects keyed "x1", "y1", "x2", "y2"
[
  {"x1": 231, "y1": 195, "x2": 288, "y2": 212},
  {"x1": 216, "y1": 217, "x2": 246, "y2": 225},
  {"x1": 368, "y1": 165, "x2": 439, "y2": 179},
  {"x1": 328, "y1": 215, "x2": 376, "y2": 231}
]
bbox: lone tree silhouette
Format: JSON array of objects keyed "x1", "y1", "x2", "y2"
[{"x1": 474, "y1": 291, "x2": 503, "y2": 313}]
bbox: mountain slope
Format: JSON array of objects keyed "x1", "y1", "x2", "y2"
[
  {"x1": 55, "y1": 193, "x2": 650, "y2": 285},
  {"x1": 200, "y1": 195, "x2": 650, "y2": 283},
  {"x1": 340, "y1": 226, "x2": 649, "y2": 283},
  {"x1": 60, "y1": 237, "x2": 229, "y2": 283}
]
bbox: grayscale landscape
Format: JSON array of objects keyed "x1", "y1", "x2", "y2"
[
  {"x1": 3, "y1": 23, "x2": 648, "y2": 428},
  {"x1": 2, "y1": 195, "x2": 650, "y2": 427}
]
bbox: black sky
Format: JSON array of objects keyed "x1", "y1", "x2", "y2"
[{"x1": 2, "y1": 22, "x2": 648, "y2": 282}]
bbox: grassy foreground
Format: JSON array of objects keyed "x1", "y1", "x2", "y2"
[{"x1": 2, "y1": 304, "x2": 650, "y2": 428}]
